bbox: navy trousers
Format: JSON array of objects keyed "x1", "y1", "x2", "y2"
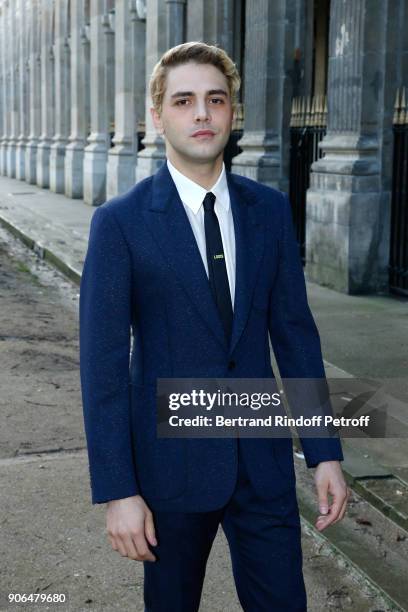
[{"x1": 144, "y1": 443, "x2": 307, "y2": 611}]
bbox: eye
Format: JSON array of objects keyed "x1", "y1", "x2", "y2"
[
  {"x1": 175, "y1": 99, "x2": 189, "y2": 106},
  {"x1": 210, "y1": 98, "x2": 224, "y2": 104}
]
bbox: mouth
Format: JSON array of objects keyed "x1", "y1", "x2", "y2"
[{"x1": 191, "y1": 130, "x2": 216, "y2": 139}]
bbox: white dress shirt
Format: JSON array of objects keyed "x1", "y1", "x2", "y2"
[{"x1": 167, "y1": 158, "x2": 236, "y2": 309}]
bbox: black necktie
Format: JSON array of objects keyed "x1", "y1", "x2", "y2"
[{"x1": 203, "y1": 192, "x2": 233, "y2": 343}]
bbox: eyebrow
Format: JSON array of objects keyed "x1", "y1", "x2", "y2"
[{"x1": 170, "y1": 89, "x2": 228, "y2": 99}]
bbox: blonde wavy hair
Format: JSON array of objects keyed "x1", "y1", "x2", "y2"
[{"x1": 149, "y1": 42, "x2": 241, "y2": 116}]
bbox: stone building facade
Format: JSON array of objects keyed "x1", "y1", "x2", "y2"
[{"x1": 0, "y1": 0, "x2": 407, "y2": 294}]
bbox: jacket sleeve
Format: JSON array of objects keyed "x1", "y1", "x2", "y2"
[
  {"x1": 268, "y1": 191, "x2": 344, "y2": 468},
  {"x1": 79, "y1": 205, "x2": 139, "y2": 503}
]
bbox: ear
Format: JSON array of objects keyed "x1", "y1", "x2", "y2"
[{"x1": 150, "y1": 106, "x2": 164, "y2": 135}]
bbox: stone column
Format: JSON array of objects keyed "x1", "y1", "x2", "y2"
[
  {"x1": 25, "y1": 0, "x2": 41, "y2": 184},
  {"x1": 186, "y1": 0, "x2": 206, "y2": 40},
  {"x1": 65, "y1": 0, "x2": 89, "y2": 198},
  {"x1": 232, "y1": 0, "x2": 295, "y2": 189},
  {"x1": 6, "y1": 0, "x2": 17, "y2": 177},
  {"x1": 0, "y1": 1, "x2": 9, "y2": 175},
  {"x1": 0, "y1": 6, "x2": 3, "y2": 172},
  {"x1": 214, "y1": 0, "x2": 234, "y2": 56},
  {"x1": 186, "y1": 0, "x2": 214, "y2": 41},
  {"x1": 16, "y1": 0, "x2": 29, "y2": 180},
  {"x1": 50, "y1": 0, "x2": 70, "y2": 192},
  {"x1": 187, "y1": 0, "x2": 234, "y2": 51},
  {"x1": 166, "y1": 0, "x2": 186, "y2": 47},
  {"x1": 106, "y1": 0, "x2": 135, "y2": 198},
  {"x1": 307, "y1": 0, "x2": 394, "y2": 293},
  {"x1": 83, "y1": 0, "x2": 109, "y2": 206},
  {"x1": 36, "y1": 0, "x2": 55, "y2": 188},
  {"x1": 135, "y1": 0, "x2": 168, "y2": 181},
  {"x1": 102, "y1": 4, "x2": 115, "y2": 144},
  {"x1": 131, "y1": 2, "x2": 146, "y2": 182}
]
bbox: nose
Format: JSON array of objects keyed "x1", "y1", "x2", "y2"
[{"x1": 194, "y1": 99, "x2": 211, "y2": 123}]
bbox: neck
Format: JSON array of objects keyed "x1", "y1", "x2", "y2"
[{"x1": 166, "y1": 151, "x2": 224, "y2": 190}]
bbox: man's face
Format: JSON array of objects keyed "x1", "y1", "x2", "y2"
[{"x1": 151, "y1": 61, "x2": 235, "y2": 165}]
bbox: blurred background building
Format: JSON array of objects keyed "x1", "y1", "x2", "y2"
[{"x1": 0, "y1": 0, "x2": 407, "y2": 296}]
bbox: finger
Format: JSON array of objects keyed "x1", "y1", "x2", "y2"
[
  {"x1": 108, "y1": 534, "x2": 118, "y2": 551},
  {"x1": 316, "y1": 511, "x2": 336, "y2": 531},
  {"x1": 121, "y1": 534, "x2": 141, "y2": 560},
  {"x1": 316, "y1": 481, "x2": 329, "y2": 516},
  {"x1": 145, "y1": 512, "x2": 158, "y2": 547},
  {"x1": 316, "y1": 497, "x2": 342, "y2": 530},
  {"x1": 331, "y1": 483, "x2": 349, "y2": 512},
  {"x1": 133, "y1": 532, "x2": 156, "y2": 562},
  {"x1": 332, "y1": 488, "x2": 350, "y2": 524},
  {"x1": 316, "y1": 486, "x2": 348, "y2": 531},
  {"x1": 333, "y1": 499, "x2": 348, "y2": 524},
  {"x1": 336, "y1": 489, "x2": 349, "y2": 519},
  {"x1": 113, "y1": 536, "x2": 128, "y2": 557}
]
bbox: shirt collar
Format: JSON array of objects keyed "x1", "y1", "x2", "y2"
[{"x1": 167, "y1": 158, "x2": 230, "y2": 215}]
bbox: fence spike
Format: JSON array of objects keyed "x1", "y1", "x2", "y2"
[
  {"x1": 312, "y1": 96, "x2": 319, "y2": 126},
  {"x1": 393, "y1": 87, "x2": 401, "y2": 124},
  {"x1": 319, "y1": 94, "x2": 325, "y2": 127},
  {"x1": 290, "y1": 96, "x2": 296, "y2": 127},
  {"x1": 298, "y1": 97, "x2": 302, "y2": 127},
  {"x1": 299, "y1": 96, "x2": 305, "y2": 127},
  {"x1": 401, "y1": 87, "x2": 407, "y2": 125},
  {"x1": 306, "y1": 96, "x2": 312, "y2": 126}
]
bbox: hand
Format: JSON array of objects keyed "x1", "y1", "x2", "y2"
[
  {"x1": 314, "y1": 460, "x2": 350, "y2": 531},
  {"x1": 106, "y1": 495, "x2": 157, "y2": 562}
]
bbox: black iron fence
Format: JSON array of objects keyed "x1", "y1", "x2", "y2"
[
  {"x1": 389, "y1": 86, "x2": 408, "y2": 296},
  {"x1": 289, "y1": 95, "x2": 327, "y2": 263}
]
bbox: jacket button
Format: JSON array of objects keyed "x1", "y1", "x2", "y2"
[{"x1": 228, "y1": 360, "x2": 236, "y2": 370}]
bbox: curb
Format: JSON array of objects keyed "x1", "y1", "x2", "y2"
[
  {"x1": 297, "y1": 489, "x2": 406, "y2": 611},
  {"x1": 351, "y1": 476, "x2": 408, "y2": 532},
  {"x1": 0, "y1": 214, "x2": 82, "y2": 285}
]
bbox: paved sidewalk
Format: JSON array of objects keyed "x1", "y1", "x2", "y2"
[
  {"x1": 0, "y1": 174, "x2": 407, "y2": 483},
  {"x1": 0, "y1": 177, "x2": 91, "y2": 283}
]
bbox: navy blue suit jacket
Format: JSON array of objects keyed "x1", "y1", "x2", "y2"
[{"x1": 79, "y1": 160, "x2": 343, "y2": 510}]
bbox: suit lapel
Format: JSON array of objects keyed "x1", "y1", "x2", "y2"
[
  {"x1": 143, "y1": 162, "x2": 228, "y2": 351},
  {"x1": 143, "y1": 162, "x2": 265, "y2": 355},
  {"x1": 227, "y1": 173, "x2": 265, "y2": 355}
]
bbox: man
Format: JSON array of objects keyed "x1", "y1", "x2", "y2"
[{"x1": 79, "y1": 42, "x2": 349, "y2": 611}]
